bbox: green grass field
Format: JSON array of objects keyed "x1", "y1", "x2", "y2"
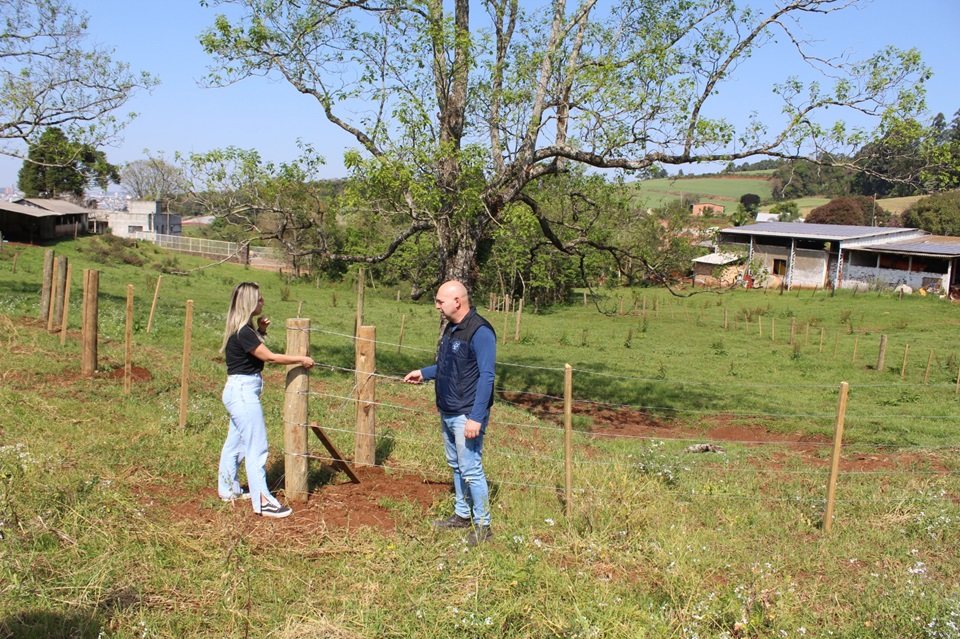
[
  {"x1": 3, "y1": 238, "x2": 960, "y2": 638},
  {"x1": 631, "y1": 176, "x2": 774, "y2": 210},
  {"x1": 628, "y1": 175, "x2": 928, "y2": 221}
]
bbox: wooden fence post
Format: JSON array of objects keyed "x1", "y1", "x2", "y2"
[
  {"x1": 355, "y1": 267, "x2": 365, "y2": 335},
  {"x1": 901, "y1": 344, "x2": 910, "y2": 380},
  {"x1": 48, "y1": 256, "x2": 66, "y2": 331},
  {"x1": 124, "y1": 284, "x2": 133, "y2": 394},
  {"x1": 853, "y1": 334, "x2": 859, "y2": 364},
  {"x1": 876, "y1": 335, "x2": 888, "y2": 372},
  {"x1": 354, "y1": 325, "x2": 377, "y2": 465},
  {"x1": 819, "y1": 328, "x2": 825, "y2": 353},
  {"x1": 823, "y1": 381, "x2": 849, "y2": 533},
  {"x1": 789, "y1": 317, "x2": 796, "y2": 345},
  {"x1": 564, "y1": 364, "x2": 573, "y2": 520},
  {"x1": 147, "y1": 275, "x2": 162, "y2": 333},
  {"x1": 514, "y1": 298, "x2": 523, "y2": 341},
  {"x1": 40, "y1": 249, "x2": 54, "y2": 322},
  {"x1": 179, "y1": 300, "x2": 193, "y2": 428},
  {"x1": 81, "y1": 269, "x2": 99, "y2": 376},
  {"x1": 284, "y1": 318, "x2": 311, "y2": 502},
  {"x1": 397, "y1": 314, "x2": 406, "y2": 354},
  {"x1": 60, "y1": 262, "x2": 72, "y2": 346}
]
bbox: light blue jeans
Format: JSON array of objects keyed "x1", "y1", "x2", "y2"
[
  {"x1": 218, "y1": 374, "x2": 281, "y2": 513},
  {"x1": 440, "y1": 412, "x2": 490, "y2": 526}
]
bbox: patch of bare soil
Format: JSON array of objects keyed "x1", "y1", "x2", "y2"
[
  {"x1": 135, "y1": 466, "x2": 450, "y2": 539},
  {"x1": 500, "y1": 392, "x2": 947, "y2": 473},
  {"x1": 104, "y1": 365, "x2": 153, "y2": 382}
]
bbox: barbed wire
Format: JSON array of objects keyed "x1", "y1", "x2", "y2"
[
  {"x1": 286, "y1": 451, "x2": 960, "y2": 505},
  {"x1": 283, "y1": 418, "x2": 960, "y2": 479},
  {"x1": 303, "y1": 325, "x2": 960, "y2": 391}
]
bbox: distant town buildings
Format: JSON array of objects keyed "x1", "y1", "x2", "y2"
[{"x1": 0, "y1": 185, "x2": 128, "y2": 211}]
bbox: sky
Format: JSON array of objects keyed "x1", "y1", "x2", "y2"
[{"x1": 1, "y1": 0, "x2": 958, "y2": 192}]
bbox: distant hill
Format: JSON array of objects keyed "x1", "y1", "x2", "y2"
[
  {"x1": 629, "y1": 175, "x2": 774, "y2": 210},
  {"x1": 629, "y1": 174, "x2": 931, "y2": 221}
]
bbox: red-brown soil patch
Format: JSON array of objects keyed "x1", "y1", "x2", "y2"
[
  {"x1": 104, "y1": 365, "x2": 153, "y2": 382},
  {"x1": 499, "y1": 392, "x2": 948, "y2": 473},
  {"x1": 135, "y1": 465, "x2": 450, "y2": 538}
]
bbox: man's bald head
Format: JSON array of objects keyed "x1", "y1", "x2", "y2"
[{"x1": 435, "y1": 280, "x2": 471, "y2": 323}]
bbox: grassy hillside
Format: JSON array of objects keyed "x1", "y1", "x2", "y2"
[
  {"x1": 631, "y1": 175, "x2": 774, "y2": 210},
  {"x1": 3, "y1": 239, "x2": 960, "y2": 637}
]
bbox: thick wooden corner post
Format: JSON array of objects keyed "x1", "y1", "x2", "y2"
[
  {"x1": 284, "y1": 318, "x2": 311, "y2": 502},
  {"x1": 354, "y1": 325, "x2": 377, "y2": 466}
]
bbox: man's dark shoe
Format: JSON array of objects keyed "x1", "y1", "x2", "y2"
[
  {"x1": 465, "y1": 525, "x2": 492, "y2": 546},
  {"x1": 433, "y1": 514, "x2": 471, "y2": 529}
]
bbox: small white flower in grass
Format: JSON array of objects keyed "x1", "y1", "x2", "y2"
[
  {"x1": 533, "y1": 538, "x2": 543, "y2": 548},
  {"x1": 798, "y1": 627, "x2": 807, "y2": 635},
  {"x1": 545, "y1": 518, "x2": 555, "y2": 526},
  {"x1": 513, "y1": 535, "x2": 523, "y2": 544},
  {"x1": 849, "y1": 558, "x2": 858, "y2": 564}
]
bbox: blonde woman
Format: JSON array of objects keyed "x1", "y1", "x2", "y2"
[{"x1": 217, "y1": 282, "x2": 315, "y2": 518}]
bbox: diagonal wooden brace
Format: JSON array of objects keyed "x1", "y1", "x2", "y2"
[{"x1": 310, "y1": 421, "x2": 361, "y2": 484}]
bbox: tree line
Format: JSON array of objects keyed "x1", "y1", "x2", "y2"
[{"x1": 4, "y1": 0, "x2": 960, "y2": 306}]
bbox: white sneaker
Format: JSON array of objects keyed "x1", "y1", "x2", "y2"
[{"x1": 220, "y1": 491, "x2": 251, "y2": 502}]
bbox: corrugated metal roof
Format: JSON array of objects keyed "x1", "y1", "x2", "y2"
[
  {"x1": 720, "y1": 221, "x2": 917, "y2": 241},
  {"x1": 692, "y1": 252, "x2": 741, "y2": 265},
  {"x1": 855, "y1": 236, "x2": 960, "y2": 257},
  {"x1": 18, "y1": 198, "x2": 91, "y2": 214},
  {"x1": 0, "y1": 199, "x2": 54, "y2": 218}
]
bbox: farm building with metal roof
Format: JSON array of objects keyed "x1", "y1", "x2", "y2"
[{"x1": 715, "y1": 222, "x2": 960, "y2": 294}]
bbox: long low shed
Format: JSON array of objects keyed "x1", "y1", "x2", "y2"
[{"x1": 716, "y1": 222, "x2": 960, "y2": 292}]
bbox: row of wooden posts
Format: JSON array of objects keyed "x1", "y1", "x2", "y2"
[
  {"x1": 38, "y1": 250, "x2": 166, "y2": 395},
  {"x1": 31, "y1": 260, "x2": 929, "y2": 526},
  {"x1": 282, "y1": 269, "x2": 856, "y2": 529},
  {"x1": 482, "y1": 287, "x2": 960, "y2": 389}
]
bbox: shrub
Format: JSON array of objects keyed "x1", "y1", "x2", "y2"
[
  {"x1": 806, "y1": 196, "x2": 893, "y2": 226},
  {"x1": 902, "y1": 191, "x2": 960, "y2": 235}
]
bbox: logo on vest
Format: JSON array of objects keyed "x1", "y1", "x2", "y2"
[{"x1": 452, "y1": 341, "x2": 461, "y2": 353}]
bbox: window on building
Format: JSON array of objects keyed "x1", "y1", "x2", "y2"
[{"x1": 773, "y1": 259, "x2": 787, "y2": 276}]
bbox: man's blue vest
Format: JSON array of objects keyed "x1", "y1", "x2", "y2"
[{"x1": 434, "y1": 308, "x2": 495, "y2": 415}]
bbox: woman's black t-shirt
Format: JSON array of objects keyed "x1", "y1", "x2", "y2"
[{"x1": 225, "y1": 325, "x2": 265, "y2": 375}]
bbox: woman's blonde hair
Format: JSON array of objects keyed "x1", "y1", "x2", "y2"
[{"x1": 221, "y1": 282, "x2": 262, "y2": 353}]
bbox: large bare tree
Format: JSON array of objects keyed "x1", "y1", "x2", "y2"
[
  {"x1": 0, "y1": 0, "x2": 157, "y2": 160},
  {"x1": 198, "y1": 0, "x2": 929, "y2": 291}
]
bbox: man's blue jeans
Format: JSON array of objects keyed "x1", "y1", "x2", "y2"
[
  {"x1": 218, "y1": 374, "x2": 281, "y2": 513},
  {"x1": 440, "y1": 412, "x2": 490, "y2": 526}
]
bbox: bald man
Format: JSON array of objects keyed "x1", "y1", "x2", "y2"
[{"x1": 404, "y1": 281, "x2": 497, "y2": 545}]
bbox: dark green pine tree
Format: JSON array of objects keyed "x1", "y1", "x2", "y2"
[{"x1": 18, "y1": 127, "x2": 119, "y2": 199}]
